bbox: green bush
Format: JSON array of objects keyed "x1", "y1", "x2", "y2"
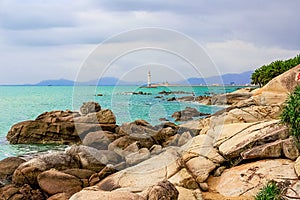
[
  {"x1": 251, "y1": 54, "x2": 300, "y2": 87},
  {"x1": 280, "y1": 86, "x2": 300, "y2": 138},
  {"x1": 255, "y1": 181, "x2": 283, "y2": 200}
]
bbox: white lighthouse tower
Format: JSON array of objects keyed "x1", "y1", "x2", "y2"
[{"x1": 147, "y1": 70, "x2": 151, "y2": 87}]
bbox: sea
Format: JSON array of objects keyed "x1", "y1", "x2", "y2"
[{"x1": 0, "y1": 85, "x2": 244, "y2": 160}]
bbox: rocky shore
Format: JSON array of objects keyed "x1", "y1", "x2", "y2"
[{"x1": 1, "y1": 65, "x2": 300, "y2": 200}]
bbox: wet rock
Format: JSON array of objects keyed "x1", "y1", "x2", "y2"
[
  {"x1": 38, "y1": 169, "x2": 82, "y2": 195},
  {"x1": 80, "y1": 101, "x2": 101, "y2": 115}
]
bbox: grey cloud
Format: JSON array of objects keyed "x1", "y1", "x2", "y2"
[{"x1": 0, "y1": 0, "x2": 77, "y2": 30}]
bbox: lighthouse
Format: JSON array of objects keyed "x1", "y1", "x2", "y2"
[{"x1": 147, "y1": 71, "x2": 151, "y2": 87}]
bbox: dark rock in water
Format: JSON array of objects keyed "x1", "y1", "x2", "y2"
[
  {"x1": 0, "y1": 157, "x2": 26, "y2": 185},
  {"x1": 159, "y1": 90, "x2": 194, "y2": 95},
  {"x1": 159, "y1": 118, "x2": 169, "y2": 121},
  {"x1": 7, "y1": 102, "x2": 117, "y2": 145},
  {"x1": 132, "y1": 91, "x2": 152, "y2": 95},
  {"x1": 147, "y1": 180, "x2": 179, "y2": 200},
  {"x1": 6, "y1": 110, "x2": 81, "y2": 145},
  {"x1": 80, "y1": 101, "x2": 101, "y2": 115},
  {"x1": 172, "y1": 107, "x2": 210, "y2": 122},
  {"x1": 155, "y1": 96, "x2": 163, "y2": 98},
  {"x1": 167, "y1": 97, "x2": 176, "y2": 101}
]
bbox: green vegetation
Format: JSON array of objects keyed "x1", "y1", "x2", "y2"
[
  {"x1": 255, "y1": 181, "x2": 283, "y2": 200},
  {"x1": 280, "y1": 86, "x2": 300, "y2": 138},
  {"x1": 251, "y1": 54, "x2": 300, "y2": 87}
]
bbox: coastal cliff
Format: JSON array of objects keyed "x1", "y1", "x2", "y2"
[{"x1": 2, "y1": 64, "x2": 300, "y2": 200}]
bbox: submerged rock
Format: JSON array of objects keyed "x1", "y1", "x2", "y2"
[{"x1": 172, "y1": 107, "x2": 209, "y2": 122}]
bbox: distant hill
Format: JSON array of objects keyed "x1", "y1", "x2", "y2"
[
  {"x1": 33, "y1": 71, "x2": 253, "y2": 86},
  {"x1": 35, "y1": 79, "x2": 74, "y2": 86},
  {"x1": 180, "y1": 71, "x2": 253, "y2": 85}
]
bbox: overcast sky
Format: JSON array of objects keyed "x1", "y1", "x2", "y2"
[{"x1": 0, "y1": 0, "x2": 299, "y2": 84}]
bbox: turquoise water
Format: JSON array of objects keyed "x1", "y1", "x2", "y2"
[{"x1": 0, "y1": 85, "x2": 242, "y2": 160}]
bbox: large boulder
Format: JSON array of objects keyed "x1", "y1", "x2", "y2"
[
  {"x1": 6, "y1": 102, "x2": 117, "y2": 145},
  {"x1": 7, "y1": 111, "x2": 80, "y2": 145},
  {"x1": 215, "y1": 120, "x2": 289, "y2": 159},
  {"x1": 213, "y1": 159, "x2": 297, "y2": 197},
  {"x1": 66, "y1": 145, "x2": 119, "y2": 172},
  {"x1": 96, "y1": 147, "x2": 182, "y2": 192},
  {"x1": 253, "y1": 64, "x2": 300, "y2": 105},
  {"x1": 210, "y1": 91, "x2": 253, "y2": 105},
  {"x1": 38, "y1": 169, "x2": 82, "y2": 196},
  {"x1": 12, "y1": 152, "x2": 78, "y2": 187},
  {"x1": 209, "y1": 105, "x2": 281, "y2": 127}
]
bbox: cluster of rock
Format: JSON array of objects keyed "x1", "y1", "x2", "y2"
[
  {"x1": 171, "y1": 107, "x2": 209, "y2": 122},
  {"x1": 2, "y1": 64, "x2": 300, "y2": 199}
]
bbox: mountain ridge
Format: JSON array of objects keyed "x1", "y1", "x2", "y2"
[{"x1": 28, "y1": 71, "x2": 253, "y2": 86}]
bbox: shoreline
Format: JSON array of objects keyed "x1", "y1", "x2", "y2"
[{"x1": 1, "y1": 64, "x2": 300, "y2": 200}]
